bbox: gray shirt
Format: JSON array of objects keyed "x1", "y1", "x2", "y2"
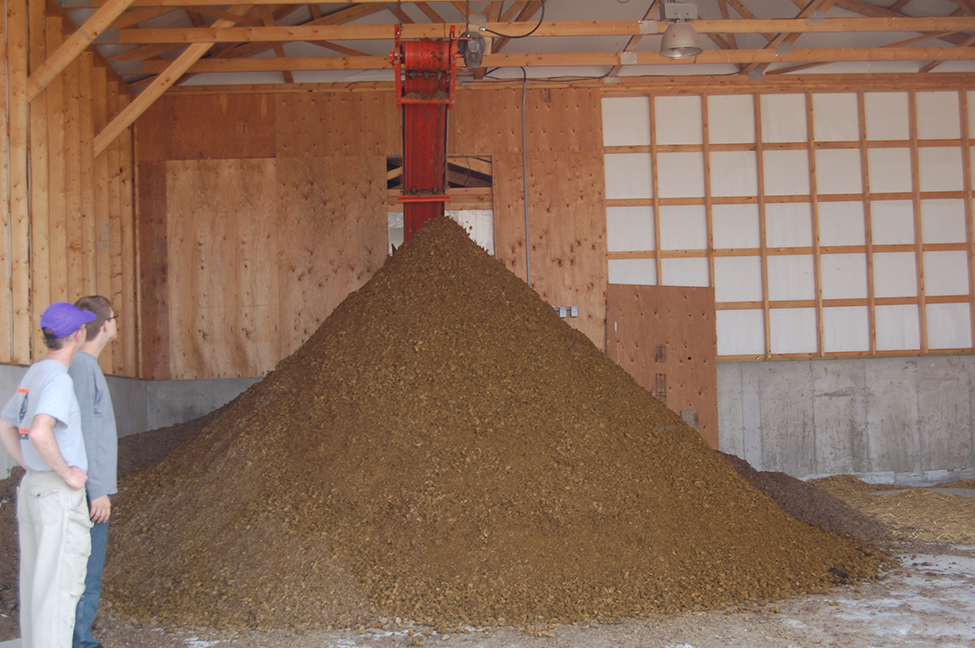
[
  {"x1": 1, "y1": 359, "x2": 88, "y2": 472},
  {"x1": 69, "y1": 351, "x2": 118, "y2": 500}
]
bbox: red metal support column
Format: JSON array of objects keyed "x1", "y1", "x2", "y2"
[{"x1": 391, "y1": 28, "x2": 457, "y2": 242}]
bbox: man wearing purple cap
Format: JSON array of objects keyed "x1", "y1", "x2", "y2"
[{"x1": 0, "y1": 302, "x2": 97, "y2": 648}]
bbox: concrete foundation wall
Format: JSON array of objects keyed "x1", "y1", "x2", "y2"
[
  {"x1": 719, "y1": 355, "x2": 975, "y2": 480},
  {"x1": 3, "y1": 357, "x2": 974, "y2": 482}
]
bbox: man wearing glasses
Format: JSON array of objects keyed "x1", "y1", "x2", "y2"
[{"x1": 70, "y1": 296, "x2": 119, "y2": 648}]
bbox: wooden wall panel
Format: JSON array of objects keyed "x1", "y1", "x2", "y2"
[
  {"x1": 166, "y1": 159, "x2": 280, "y2": 379},
  {"x1": 138, "y1": 161, "x2": 170, "y2": 380},
  {"x1": 0, "y1": 5, "x2": 9, "y2": 360},
  {"x1": 8, "y1": 0, "x2": 30, "y2": 363},
  {"x1": 276, "y1": 156, "x2": 388, "y2": 359},
  {"x1": 495, "y1": 150, "x2": 608, "y2": 348},
  {"x1": 526, "y1": 88, "x2": 602, "y2": 152},
  {"x1": 606, "y1": 284, "x2": 719, "y2": 448},
  {"x1": 276, "y1": 92, "x2": 389, "y2": 158},
  {"x1": 138, "y1": 94, "x2": 276, "y2": 161},
  {"x1": 449, "y1": 87, "x2": 522, "y2": 155}
]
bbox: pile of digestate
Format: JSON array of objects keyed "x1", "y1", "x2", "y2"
[{"x1": 105, "y1": 217, "x2": 886, "y2": 631}]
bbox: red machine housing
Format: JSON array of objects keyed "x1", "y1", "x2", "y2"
[{"x1": 391, "y1": 27, "x2": 459, "y2": 242}]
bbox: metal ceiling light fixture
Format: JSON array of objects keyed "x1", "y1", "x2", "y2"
[{"x1": 660, "y1": 2, "x2": 702, "y2": 59}]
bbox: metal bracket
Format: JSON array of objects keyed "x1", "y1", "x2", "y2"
[
  {"x1": 94, "y1": 29, "x2": 120, "y2": 44},
  {"x1": 110, "y1": 61, "x2": 144, "y2": 75},
  {"x1": 775, "y1": 42, "x2": 792, "y2": 56},
  {"x1": 57, "y1": 0, "x2": 93, "y2": 6},
  {"x1": 807, "y1": 8, "x2": 826, "y2": 24},
  {"x1": 748, "y1": 67, "x2": 765, "y2": 81},
  {"x1": 639, "y1": 20, "x2": 658, "y2": 35},
  {"x1": 620, "y1": 52, "x2": 639, "y2": 66}
]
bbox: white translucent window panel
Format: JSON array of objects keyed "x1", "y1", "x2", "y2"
[
  {"x1": 819, "y1": 202, "x2": 865, "y2": 246},
  {"x1": 608, "y1": 258, "x2": 657, "y2": 285},
  {"x1": 873, "y1": 252, "x2": 918, "y2": 298},
  {"x1": 921, "y1": 199, "x2": 967, "y2": 244},
  {"x1": 606, "y1": 206, "x2": 655, "y2": 252},
  {"x1": 388, "y1": 211, "x2": 404, "y2": 254},
  {"x1": 713, "y1": 204, "x2": 761, "y2": 249},
  {"x1": 876, "y1": 304, "x2": 921, "y2": 351},
  {"x1": 916, "y1": 91, "x2": 961, "y2": 140},
  {"x1": 657, "y1": 152, "x2": 705, "y2": 198},
  {"x1": 767, "y1": 254, "x2": 816, "y2": 301},
  {"x1": 714, "y1": 256, "x2": 763, "y2": 302},
  {"x1": 763, "y1": 150, "x2": 810, "y2": 195},
  {"x1": 812, "y1": 93, "x2": 859, "y2": 142},
  {"x1": 918, "y1": 147, "x2": 964, "y2": 192},
  {"x1": 709, "y1": 151, "x2": 758, "y2": 197},
  {"x1": 927, "y1": 302, "x2": 973, "y2": 349},
  {"x1": 765, "y1": 202, "x2": 813, "y2": 247},
  {"x1": 867, "y1": 148, "x2": 912, "y2": 194},
  {"x1": 717, "y1": 309, "x2": 766, "y2": 356},
  {"x1": 815, "y1": 149, "x2": 862, "y2": 195},
  {"x1": 923, "y1": 250, "x2": 971, "y2": 297},
  {"x1": 871, "y1": 200, "x2": 915, "y2": 245},
  {"x1": 761, "y1": 94, "x2": 807, "y2": 143},
  {"x1": 654, "y1": 95, "x2": 703, "y2": 145},
  {"x1": 864, "y1": 92, "x2": 909, "y2": 141},
  {"x1": 658, "y1": 205, "x2": 707, "y2": 250},
  {"x1": 660, "y1": 257, "x2": 710, "y2": 287},
  {"x1": 604, "y1": 153, "x2": 653, "y2": 199},
  {"x1": 821, "y1": 253, "x2": 868, "y2": 300},
  {"x1": 769, "y1": 308, "x2": 818, "y2": 354},
  {"x1": 602, "y1": 96, "x2": 651, "y2": 146},
  {"x1": 708, "y1": 95, "x2": 755, "y2": 144},
  {"x1": 447, "y1": 210, "x2": 494, "y2": 255},
  {"x1": 823, "y1": 306, "x2": 870, "y2": 353}
]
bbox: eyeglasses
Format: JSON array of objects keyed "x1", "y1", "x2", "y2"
[{"x1": 108, "y1": 314, "x2": 119, "y2": 321}]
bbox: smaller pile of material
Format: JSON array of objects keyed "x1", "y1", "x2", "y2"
[
  {"x1": 814, "y1": 476, "x2": 975, "y2": 544},
  {"x1": 721, "y1": 453, "x2": 888, "y2": 542}
]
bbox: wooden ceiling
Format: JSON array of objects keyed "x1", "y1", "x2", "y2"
[{"x1": 36, "y1": 0, "x2": 975, "y2": 141}]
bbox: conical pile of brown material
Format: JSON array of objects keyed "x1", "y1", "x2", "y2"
[{"x1": 105, "y1": 218, "x2": 887, "y2": 631}]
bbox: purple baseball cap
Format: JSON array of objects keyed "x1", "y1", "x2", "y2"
[{"x1": 40, "y1": 302, "x2": 97, "y2": 338}]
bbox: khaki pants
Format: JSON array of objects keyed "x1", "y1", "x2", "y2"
[{"x1": 18, "y1": 470, "x2": 92, "y2": 648}]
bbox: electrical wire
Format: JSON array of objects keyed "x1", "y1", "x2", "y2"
[{"x1": 483, "y1": 0, "x2": 546, "y2": 39}]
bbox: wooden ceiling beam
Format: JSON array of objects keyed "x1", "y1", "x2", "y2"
[
  {"x1": 134, "y1": 45, "x2": 975, "y2": 75},
  {"x1": 106, "y1": 18, "x2": 975, "y2": 44},
  {"x1": 28, "y1": 0, "x2": 135, "y2": 101},
  {"x1": 94, "y1": 4, "x2": 254, "y2": 157}
]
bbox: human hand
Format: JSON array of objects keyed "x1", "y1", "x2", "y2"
[
  {"x1": 63, "y1": 466, "x2": 87, "y2": 491},
  {"x1": 89, "y1": 494, "x2": 111, "y2": 523}
]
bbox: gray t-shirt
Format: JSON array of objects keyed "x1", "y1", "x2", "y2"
[
  {"x1": 69, "y1": 351, "x2": 118, "y2": 500},
  {"x1": 1, "y1": 358, "x2": 88, "y2": 472}
]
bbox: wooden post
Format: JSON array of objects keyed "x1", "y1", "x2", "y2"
[{"x1": 8, "y1": 0, "x2": 31, "y2": 362}]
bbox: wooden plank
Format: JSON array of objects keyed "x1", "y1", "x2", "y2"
[
  {"x1": 960, "y1": 91, "x2": 975, "y2": 349},
  {"x1": 167, "y1": 159, "x2": 280, "y2": 379},
  {"x1": 702, "y1": 93, "x2": 715, "y2": 289},
  {"x1": 276, "y1": 156, "x2": 388, "y2": 359},
  {"x1": 0, "y1": 0, "x2": 12, "y2": 361},
  {"x1": 64, "y1": 52, "x2": 84, "y2": 298},
  {"x1": 858, "y1": 91, "x2": 877, "y2": 354},
  {"x1": 92, "y1": 65, "x2": 112, "y2": 319},
  {"x1": 106, "y1": 81, "x2": 122, "y2": 373},
  {"x1": 493, "y1": 152, "x2": 529, "y2": 282},
  {"x1": 806, "y1": 92, "x2": 825, "y2": 356},
  {"x1": 119, "y1": 94, "x2": 138, "y2": 376},
  {"x1": 47, "y1": 17, "x2": 68, "y2": 308},
  {"x1": 29, "y1": 0, "x2": 50, "y2": 358},
  {"x1": 650, "y1": 94, "x2": 663, "y2": 284},
  {"x1": 137, "y1": 161, "x2": 169, "y2": 380},
  {"x1": 606, "y1": 284, "x2": 719, "y2": 448},
  {"x1": 79, "y1": 52, "x2": 97, "y2": 296},
  {"x1": 908, "y1": 91, "x2": 929, "y2": 352},
  {"x1": 754, "y1": 92, "x2": 772, "y2": 358}
]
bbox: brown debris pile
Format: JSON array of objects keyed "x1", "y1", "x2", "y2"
[
  {"x1": 814, "y1": 475, "x2": 975, "y2": 544},
  {"x1": 104, "y1": 217, "x2": 887, "y2": 631},
  {"x1": 720, "y1": 453, "x2": 889, "y2": 542}
]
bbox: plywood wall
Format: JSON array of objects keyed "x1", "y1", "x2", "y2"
[
  {"x1": 1, "y1": 0, "x2": 138, "y2": 376},
  {"x1": 137, "y1": 85, "x2": 609, "y2": 379},
  {"x1": 606, "y1": 284, "x2": 719, "y2": 448}
]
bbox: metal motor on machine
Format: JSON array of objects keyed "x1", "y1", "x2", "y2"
[{"x1": 390, "y1": 27, "x2": 485, "y2": 243}]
